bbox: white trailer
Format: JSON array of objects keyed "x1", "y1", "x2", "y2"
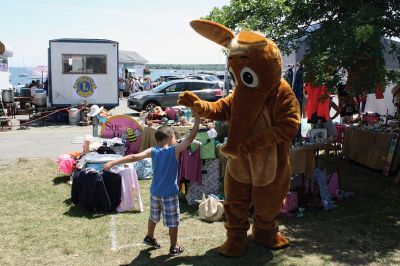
[
  {"x1": 0, "y1": 42, "x2": 13, "y2": 93},
  {"x1": 49, "y1": 38, "x2": 119, "y2": 108}
]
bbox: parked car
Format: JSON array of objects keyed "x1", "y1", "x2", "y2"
[
  {"x1": 128, "y1": 79, "x2": 222, "y2": 111},
  {"x1": 187, "y1": 74, "x2": 224, "y2": 88},
  {"x1": 151, "y1": 75, "x2": 188, "y2": 88}
]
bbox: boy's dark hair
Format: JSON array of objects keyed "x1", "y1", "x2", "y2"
[{"x1": 155, "y1": 126, "x2": 173, "y2": 142}]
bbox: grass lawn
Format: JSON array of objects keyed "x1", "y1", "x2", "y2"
[{"x1": 0, "y1": 158, "x2": 400, "y2": 265}]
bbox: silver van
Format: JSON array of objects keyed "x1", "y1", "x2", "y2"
[{"x1": 128, "y1": 79, "x2": 222, "y2": 111}]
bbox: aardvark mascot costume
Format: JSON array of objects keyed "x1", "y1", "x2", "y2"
[{"x1": 178, "y1": 20, "x2": 300, "y2": 256}]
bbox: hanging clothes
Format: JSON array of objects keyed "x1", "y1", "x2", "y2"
[
  {"x1": 285, "y1": 67, "x2": 294, "y2": 87},
  {"x1": 116, "y1": 168, "x2": 144, "y2": 213},
  {"x1": 293, "y1": 66, "x2": 304, "y2": 109},
  {"x1": 305, "y1": 83, "x2": 330, "y2": 123},
  {"x1": 179, "y1": 147, "x2": 202, "y2": 185},
  {"x1": 102, "y1": 171, "x2": 122, "y2": 210},
  {"x1": 375, "y1": 81, "x2": 384, "y2": 99},
  {"x1": 292, "y1": 66, "x2": 304, "y2": 141},
  {"x1": 71, "y1": 169, "x2": 112, "y2": 212}
]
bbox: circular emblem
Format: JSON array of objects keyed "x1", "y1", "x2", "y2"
[{"x1": 73, "y1": 76, "x2": 97, "y2": 98}]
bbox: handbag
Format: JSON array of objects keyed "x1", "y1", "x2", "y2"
[
  {"x1": 192, "y1": 130, "x2": 216, "y2": 159},
  {"x1": 197, "y1": 194, "x2": 224, "y2": 222},
  {"x1": 279, "y1": 192, "x2": 298, "y2": 217}
]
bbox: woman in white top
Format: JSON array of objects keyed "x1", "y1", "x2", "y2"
[{"x1": 30, "y1": 81, "x2": 38, "y2": 97}]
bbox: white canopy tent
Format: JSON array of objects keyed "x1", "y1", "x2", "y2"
[
  {"x1": 119, "y1": 50, "x2": 148, "y2": 78},
  {"x1": 119, "y1": 50, "x2": 148, "y2": 65},
  {"x1": 364, "y1": 84, "x2": 397, "y2": 115}
]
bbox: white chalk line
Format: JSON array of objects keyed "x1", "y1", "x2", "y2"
[
  {"x1": 110, "y1": 215, "x2": 118, "y2": 251},
  {"x1": 116, "y1": 235, "x2": 221, "y2": 251}
]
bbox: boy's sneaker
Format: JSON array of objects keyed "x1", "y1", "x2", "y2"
[
  {"x1": 143, "y1": 235, "x2": 161, "y2": 249},
  {"x1": 169, "y1": 245, "x2": 185, "y2": 256}
]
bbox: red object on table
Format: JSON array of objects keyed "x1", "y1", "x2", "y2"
[
  {"x1": 362, "y1": 115, "x2": 380, "y2": 125},
  {"x1": 334, "y1": 124, "x2": 346, "y2": 144}
]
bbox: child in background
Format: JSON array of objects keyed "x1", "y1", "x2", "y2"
[
  {"x1": 206, "y1": 122, "x2": 218, "y2": 139},
  {"x1": 103, "y1": 110, "x2": 201, "y2": 256}
]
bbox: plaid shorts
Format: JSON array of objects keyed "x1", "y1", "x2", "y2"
[{"x1": 150, "y1": 194, "x2": 180, "y2": 228}]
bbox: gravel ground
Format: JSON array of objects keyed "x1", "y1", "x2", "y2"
[{"x1": 0, "y1": 98, "x2": 138, "y2": 165}]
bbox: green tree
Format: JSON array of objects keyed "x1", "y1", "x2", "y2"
[{"x1": 205, "y1": 0, "x2": 400, "y2": 95}]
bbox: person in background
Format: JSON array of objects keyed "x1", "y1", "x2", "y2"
[
  {"x1": 206, "y1": 122, "x2": 218, "y2": 139},
  {"x1": 322, "y1": 96, "x2": 342, "y2": 142},
  {"x1": 36, "y1": 80, "x2": 41, "y2": 88},
  {"x1": 124, "y1": 77, "x2": 130, "y2": 96},
  {"x1": 30, "y1": 81, "x2": 38, "y2": 97},
  {"x1": 157, "y1": 77, "x2": 164, "y2": 86},
  {"x1": 338, "y1": 84, "x2": 358, "y2": 124},
  {"x1": 104, "y1": 110, "x2": 201, "y2": 256},
  {"x1": 133, "y1": 77, "x2": 141, "y2": 92},
  {"x1": 144, "y1": 77, "x2": 153, "y2": 91},
  {"x1": 118, "y1": 78, "x2": 125, "y2": 98},
  {"x1": 128, "y1": 77, "x2": 134, "y2": 95},
  {"x1": 43, "y1": 78, "x2": 48, "y2": 95}
]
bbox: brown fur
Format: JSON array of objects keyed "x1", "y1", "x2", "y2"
[{"x1": 178, "y1": 20, "x2": 300, "y2": 256}]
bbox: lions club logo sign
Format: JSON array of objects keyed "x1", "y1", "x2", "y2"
[{"x1": 73, "y1": 76, "x2": 97, "y2": 98}]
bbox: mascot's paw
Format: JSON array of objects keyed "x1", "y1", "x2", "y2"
[
  {"x1": 177, "y1": 91, "x2": 209, "y2": 115},
  {"x1": 217, "y1": 238, "x2": 247, "y2": 257},
  {"x1": 219, "y1": 144, "x2": 239, "y2": 159},
  {"x1": 177, "y1": 91, "x2": 199, "y2": 108},
  {"x1": 251, "y1": 229, "x2": 290, "y2": 250}
]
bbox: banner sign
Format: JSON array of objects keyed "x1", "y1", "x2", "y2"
[{"x1": 100, "y1": 115, "x2": 143, "y2": 154}]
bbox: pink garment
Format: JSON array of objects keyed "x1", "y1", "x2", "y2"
[
  {"x1": 165, "y1": 107, "x2": 177, "y2": 120},
  {"x1": 116, "y1": 168, "x2": 144, "y2": 213},
  {"x1": 57, "y1": 154, "x2": 76, "y2": 174},
  {"x1": 179, "y1": 148, "x2": 202, "y2": 185}
]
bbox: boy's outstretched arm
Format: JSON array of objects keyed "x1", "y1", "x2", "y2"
[
  {"x1": 175, "y1": 110, "x2": 201, "y2": 160},
  {"x1": 103, "y1": 148, "x2": 152, "y2": 170}
]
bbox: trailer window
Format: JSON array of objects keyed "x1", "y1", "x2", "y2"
[
  {"x1": 0, "y1": 57, "x2": 8, "y2": 72},
  {"x1": 62, "y1": 54, "x2": 107, "y2": 74}
]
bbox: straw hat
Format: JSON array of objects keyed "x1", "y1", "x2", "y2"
[
  {"x1": 153, "y1": 106, "x2": 166, "y2": 116},
  {"x1": 87, "y1": 105, "x2": 104, "y2": 117},
  {"x1": 197, "y1": 194, "x2": 224, "y2": 222}
]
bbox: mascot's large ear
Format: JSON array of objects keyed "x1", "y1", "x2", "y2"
[{"x1": 190, "y1": 19, "x2": 234, "y2": 48}]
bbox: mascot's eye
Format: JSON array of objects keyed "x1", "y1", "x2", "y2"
[
  {"x1": 228, "y1": 67, "x2": 237, "y2": 85},
  {"x1": 240, "y1": 67, "x2": 258, "y2": 88}
]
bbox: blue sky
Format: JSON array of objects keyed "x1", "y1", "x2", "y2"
[{"x1": 2, "y1": 0, "x2": 230, "y2": 67}]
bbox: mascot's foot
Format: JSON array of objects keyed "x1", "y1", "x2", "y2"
[
  {"x1": 217, "y1": 237, "x2": 247, "y2": 257},
  {"x1": 251, "y1": 228, "x2": 290, "y2": 250}
]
